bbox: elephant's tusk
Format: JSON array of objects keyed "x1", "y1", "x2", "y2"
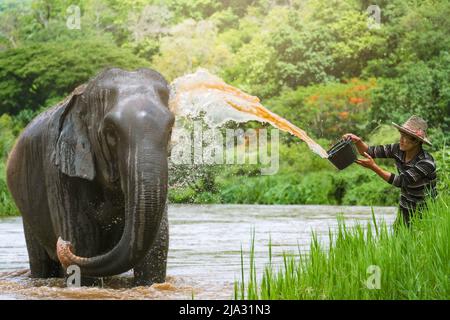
[{"x1": 56, "y1": 237, "x2": 76, "y2": 269}]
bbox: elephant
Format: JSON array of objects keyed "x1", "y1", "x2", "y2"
[{"x1": 6, "y1": 67, "x2": 175, "y2": 286}]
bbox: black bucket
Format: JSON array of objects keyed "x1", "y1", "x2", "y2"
[{"x1": 327, "y1": 139, "x2": 358, "y2": 170}]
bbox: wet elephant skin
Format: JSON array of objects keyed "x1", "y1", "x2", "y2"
[{"x1": 6, "y1": 68, "x2": 175, "y2": 286}]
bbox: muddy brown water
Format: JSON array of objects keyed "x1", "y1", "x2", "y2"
[{"x1": 0, "y1": 204, "x2": 396, "y2": 300}]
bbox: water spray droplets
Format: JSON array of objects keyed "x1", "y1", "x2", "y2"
[{"x1": 169, "y1": 69, "x2": 328, "y2": 158}]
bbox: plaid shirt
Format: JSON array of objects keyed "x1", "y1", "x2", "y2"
[{"x1": 367, "y1": 143, "x2": 437, "y2": 211}]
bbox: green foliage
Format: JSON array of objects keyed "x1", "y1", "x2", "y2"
[
  {"x1": 269, "y1": 16, "x2": 336, "y2": 88},
  {"x1": 428, "y1": 127, "x2": 448, "y2": 154},
  {"x1": 217, "y1": 11, "x2": 262, "y2": 53},
  {"x1": 0, "y1": 114, "x2": 15, "y2": 161},
  {"x1": 122, "y1": 37, "x2": 160, "y2": 61},
  {"x1": 0, "y1": 37, "x2": 149, "y2": 115},
  {"x1": 0, "y1": 161, "x2": 18, "y2": 216},
  {"x1": 209, "y1": 8, "x2": 239, "y2": 32},
  {"x1": 222, "y1": 2, "x2": 386, "y2": 97},
  {"x1": 394, "y1": 0, "x2": 450, "y2": 63},
  {"x1": 214, "y1": 166, "x2": 399, "y2": 206},
  {"x1": 165, "y1": 0, "x2": 222, "y2": 21},
  {"x1": 278, "y1": 140, "x2": 331, "y2": 173},
  {"x1": 0, "y1": 113, "x2": 20, "y2": 216},
  {"x1": 0, "y1": 120, "x2": 18, "y2": 215},
  {"x1": 152, "y1": 19, "x2": 233, "y2": 81},
  {"x1": 370, "y1": 54, "x2": 450, "y2": 134},
  {"x1": 223, "y1": 35, "x2": 278, "y2": 97},
  {"x1": 367, "y1": 124, "x2": 399, "y2": 146},
  {"x1": 341, "y1": 175, "x2": 399, "y2": 206},
  {"x1": 168, "y1": 186, "x2": 196, "y2": 203},
  {"x1": 433, "y1": 144, "x2": 450, "y2": 197}
]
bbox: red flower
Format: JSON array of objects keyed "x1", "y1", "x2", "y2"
[
  {"x1": 349, "y1": 97, "x2": 364, "y2": 104},
  {"x1": 339, "y1": 111, "x2": 349, "y2": 119}
]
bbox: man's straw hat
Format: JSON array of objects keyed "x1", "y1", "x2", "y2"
[{"x1": 392, "y1": 115, "x2": 432, "y2": 146}]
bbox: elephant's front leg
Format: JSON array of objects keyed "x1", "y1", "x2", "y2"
[{"x1": 133, "y1": 206, "x2": 169, "y2": 286}]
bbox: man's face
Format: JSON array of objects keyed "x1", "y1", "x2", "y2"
[{"x1": 399, "y1": 132, "x2": 420, "y2": 151}]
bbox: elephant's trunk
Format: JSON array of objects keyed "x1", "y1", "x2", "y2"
[{"x1": 57, "y1": 141, "x2": 168, "y2": 277}]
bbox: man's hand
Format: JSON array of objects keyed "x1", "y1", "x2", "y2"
[
  {"x1": 356, "y1": 152, "x2": 393, "y2": 183},
  {"x1": 342, "y1": 133, "x2": 361, "y2": 143},
  {"x1": 356, "y1": 152, "x2": 376, "y2": 169},
  {"x1": 342, "y1": 133, "x2": 368, "y2": 155}
]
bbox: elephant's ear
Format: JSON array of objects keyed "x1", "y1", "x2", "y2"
[{"x1": 54, "y1": 84, "x2": 95, "y2": 180}]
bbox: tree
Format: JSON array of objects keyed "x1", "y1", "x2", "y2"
[
  {"x1": 328, "y1": 10, "x2": 386, "y2": 79},
  {"x1": 0, "y1": 114, "x2": 15, "y2": 161},
  {"x1": 395, "y1": 0, "x2": 450, "y2": 63},
  {"x1": 223, "y1": 35, "x2": 278, "y2": 98},
  {"x1": 151, "y1": 19, "x2": 233, "y2": 81},
  {"x1": 0, "y1": 1, "x2": 33, "y2": 49},
  {"x1": 370, "y1": 52, "x2": 450, "y2": 137},
  {"x1": 0, "y1": 37, "x2": 149, "y2": 115},
  {"x1": 164, "y1": 0, "x2": 222, "y2": 21},
  {"x1": 269, "y1": 19, "x2": 336, "y2": 88}
]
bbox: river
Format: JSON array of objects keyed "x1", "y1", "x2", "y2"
[{"x1": 0, "y1": 204, "x2": 396, "y2": 300}]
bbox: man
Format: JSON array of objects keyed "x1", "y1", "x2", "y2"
[{"x1": 343, "y1": 115, "x2": 437, "y2": 228}]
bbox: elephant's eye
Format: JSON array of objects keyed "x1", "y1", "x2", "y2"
[
  {"x1": 158, "y1": 88, "x2": 169, "y2": 106},
  {"x1": 105, "y1": 129, "x2": 117, "y2": 147}
]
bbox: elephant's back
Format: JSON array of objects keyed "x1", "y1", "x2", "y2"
[
  {"x1": 6, "y1": 105, "x2": 58, "y2": 246},
  {"x1": 19, "y1": 102, "x2": 63, "y2": 142},
  {"x1": 6, "y1": 102, "x2": 63, "y2": 201},
  {"x1": 10, "y1": 100, "x2": 68, "y2": 165}
]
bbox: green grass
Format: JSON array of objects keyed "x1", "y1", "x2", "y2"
[
  {"x1": 235, "y1": 195, "x2": 450, "y2": 300},
  {"x1": 0, "y1": 162, "x2": 18, "y2": 217}
]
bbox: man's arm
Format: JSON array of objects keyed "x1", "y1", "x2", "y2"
[{"x1": 356, "y1": 152, "x2": 394, "y2": 184}]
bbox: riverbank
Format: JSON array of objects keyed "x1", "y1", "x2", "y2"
[{"x1": 235, "y1": 195, "x2": 450, "y2": 300}]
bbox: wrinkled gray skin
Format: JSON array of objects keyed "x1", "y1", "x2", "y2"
[{"x1": 6, "y1": 68, "x2": 174, "y2": 286}]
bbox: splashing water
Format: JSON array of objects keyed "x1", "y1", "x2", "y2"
[
  {"x1": 0, "y1": 270, "x2": 209, "y2": 300},
  {"x1": 169, "y1": 68, "x2": 329, "y2": 158}
]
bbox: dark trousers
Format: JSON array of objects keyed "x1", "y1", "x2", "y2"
[{"x1": 395, "y1": 203, "x2": 427, "y2": 230}]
